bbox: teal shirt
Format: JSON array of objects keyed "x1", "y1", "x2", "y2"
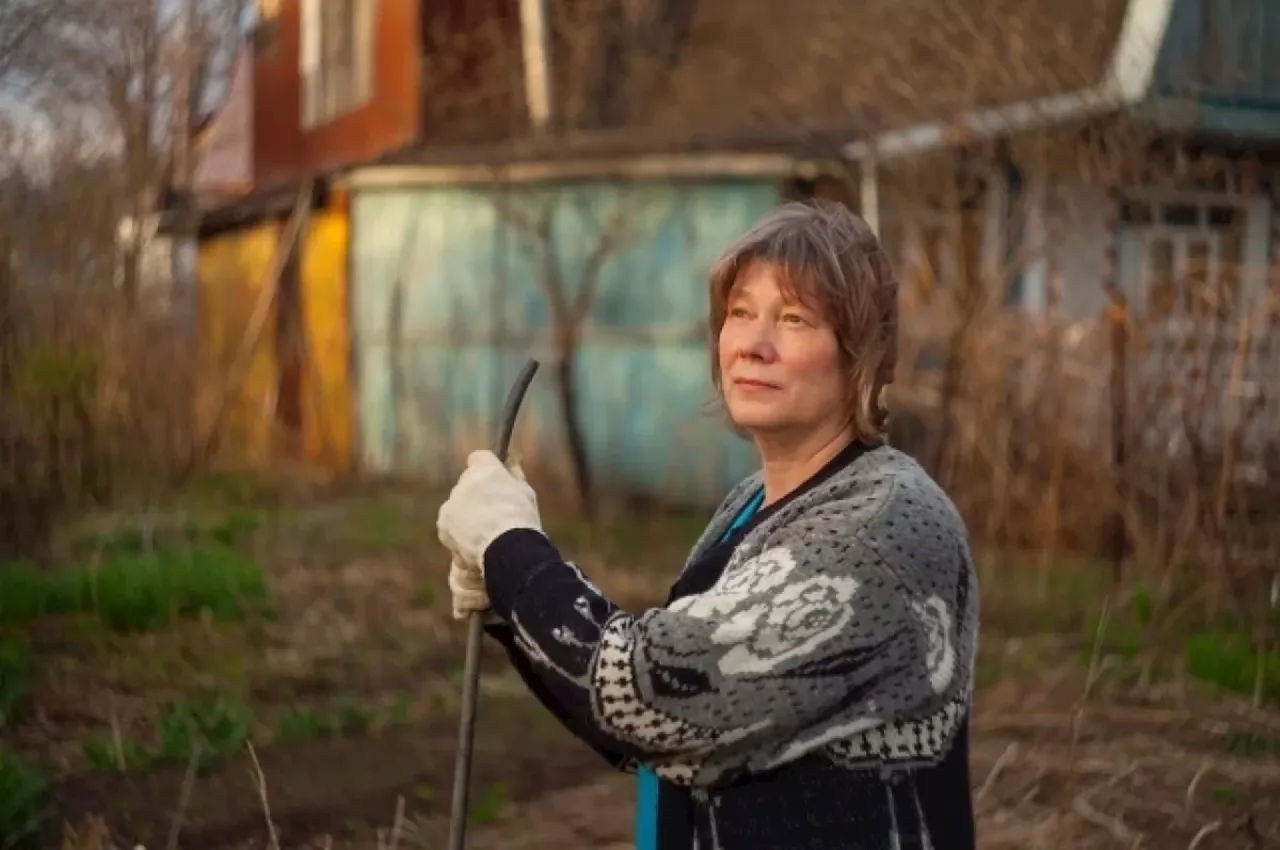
[{"x1": 634, "y1": 487, "x2": 765, "y2": 850}]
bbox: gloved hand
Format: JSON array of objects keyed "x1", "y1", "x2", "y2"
[
  {"x1": 448, "y1": 555, "x2": 489, "y2": 620},
  {"x1": 437, "y1": 449, "x2": 543, "y2": 575}
]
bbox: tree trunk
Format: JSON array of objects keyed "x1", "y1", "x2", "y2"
[
  {"x1": 554, "y1": 335, "x2": 594, "y2": 518},
  {"x1": 1107, "y1": 293, "x2": 1129, "y2": 589}
]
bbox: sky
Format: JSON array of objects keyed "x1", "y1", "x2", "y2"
[{"x1": 1, "y1": 0, "x2": 256, "y2": 172}]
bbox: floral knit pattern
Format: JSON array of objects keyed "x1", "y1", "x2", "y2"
[{"x1": 482, "y1": 446, "x2": 979, "y2": 790}]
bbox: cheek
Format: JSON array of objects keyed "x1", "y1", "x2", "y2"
[
  {"x1": 783, "y1": 339, "x2": 843, "y2": 394},
  {"x1": 787, "y1": 337, "x2": 839, "y2": 372},
  {"x1": 717, "y1": 326, "x2": 737, "y2": 374}
]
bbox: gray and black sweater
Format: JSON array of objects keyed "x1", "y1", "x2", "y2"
[{"x1": 482, "y1": 440, "x2": 979, "y2": 849}]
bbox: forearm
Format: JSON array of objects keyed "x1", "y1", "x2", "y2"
[
  {"x1": 482, "y1": 529, "x2": 647, "y2": 762},
  {"x1": 482, "y1": 618, "x2": 635, "y2": 772}
]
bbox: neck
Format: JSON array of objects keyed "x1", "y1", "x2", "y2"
[{"x1": 754, "y1": 423, "x2": 856, "y2": 506}]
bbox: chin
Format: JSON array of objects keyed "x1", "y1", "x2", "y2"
[{"x1": 726, "y1": 407, "x2": 785, "y2": 434}]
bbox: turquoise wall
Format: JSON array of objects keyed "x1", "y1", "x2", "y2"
[{"x1": 349, "y1": 179, "x2": 780, "y2": 506}]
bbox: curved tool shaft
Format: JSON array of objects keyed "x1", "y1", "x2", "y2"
[{"x1": 447, "y1": 357, "x2": 540, "y2": 850}]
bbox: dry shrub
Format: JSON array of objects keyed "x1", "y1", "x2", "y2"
[
  {"x1": 0, "y1": 278, "x2": 199, "y2": 559},
  {"x1": 887, "y1": 194, "x2": 1280, "y2": 698},
  {"x1": 893, "y1": 306, "x2": 1119, "y2": 559},
  {"x1": 1116, "y1": 276, "x2": 1280, "y2": 689}
]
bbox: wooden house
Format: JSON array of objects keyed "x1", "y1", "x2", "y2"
[{"x1": 182, "y1": 0, "x2": 1280, "y2": 501}]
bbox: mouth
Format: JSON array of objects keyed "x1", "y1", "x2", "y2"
[{"x1": 732, "y1": 378, "x2": 780, "y2": 390}]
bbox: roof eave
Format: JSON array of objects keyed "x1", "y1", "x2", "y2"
[
  {"x1": 340, "y1": 150, "x2": 798, "y2": 190},
  {"x1": 842, "y1": 0, "x2": 1175, "y2": 162}
]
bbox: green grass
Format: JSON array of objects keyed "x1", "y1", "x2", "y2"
[
  {"x1": 274, "y1": 705, "x2": 326, "y2": 743},
  {"x1": 976, "y1": 551, "x2": 1117, "y2": 636},
  {"x1": 81, "y1": 695, "x2": 258, "y2": 774},
  {"x1": 64, "y1": 508, "x2": 262, "y2": 560},
  {"x1": 974, "y1": 554, "x2": 1280, "y2": 707},
  {"x1": 329, "y1": 694, "x2": 374, "y2": 736},
  {"x1": 469, "y1": 781, "x2": 507, "y2": 825},
  {"x1": 340, "y1": 499, "x2": 412, "y2": 547},
  {"x1": 0, "y1": 637, "x2": 34, "y2": 729},
  {"x1": 82, "y1": 737, "x2": 151, "y2": 773},
  {"x1": 0, "y1": 747, "x2": 47, "y2": 850},
  {"x1": 81, "y1": 692, "x2": 413, "y2": 775},
  {"x1": 154, "y1": 696, "x2": 254, "y2": 767},
  {"x1": 1074, "y1": 585, "x2": 1280, "y2": 705},
  {"x1": 0, "y1": 542, "x2": 269, "y2": 633},
  {"x1": 1185, "y1": 630, "x2": 1280, "y2": 704}
]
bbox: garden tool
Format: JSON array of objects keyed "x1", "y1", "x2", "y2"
[{"x1": 447, "y1": 357, "x2": 541, "y2": 850}]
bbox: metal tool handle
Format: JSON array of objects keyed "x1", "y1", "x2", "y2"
[{"x1": 447, "y1": 357, "x2": 540, "y2": 850}]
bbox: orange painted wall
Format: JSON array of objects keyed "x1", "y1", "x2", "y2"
[
  {"x1": 197, "y1": 202, "x2": 352, "y2": 473},
  {"x1": 197, "y1": 221, "x2": 281, "y2": 466},
  {"x1": 299, "y1": 206, "x2": 352, "y2": 472}
]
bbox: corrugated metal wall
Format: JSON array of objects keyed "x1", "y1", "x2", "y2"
[{"x1": 350, "y1": 179, "x2": 780, "y2": 504}]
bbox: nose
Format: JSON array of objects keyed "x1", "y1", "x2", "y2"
[{"x1": 734, "y1": 317, "x2": 779, "y2": 363}]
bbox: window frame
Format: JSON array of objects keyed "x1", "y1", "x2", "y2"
[
  {"x1": 1115, "y1": 189, "x2": 1269, "y2": 329},
  {"x1": 300, "y1": 0, "x2": 377, "y2": 130}
]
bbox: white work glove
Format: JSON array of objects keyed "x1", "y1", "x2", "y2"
[
  {"x1": 436, "y1": 449, "x2": 543, "y2": 578},
  {"x1": 447, "y1": 555, "x2": 489, "y2": 620}
]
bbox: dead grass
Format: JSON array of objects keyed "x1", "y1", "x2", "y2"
[
  {"x1": 7, "y1": 484, "x2": 1278, "y2": 850},
  {"x1": 48, "y1": 646, "x2": 1280, "y2": 850}
]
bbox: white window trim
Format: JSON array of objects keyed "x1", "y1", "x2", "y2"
[
  {"x1": 1115, "y1": 188, "x2": 1271, "y2": 327},
  {"x1": 1117, "y1": 187, "x2": 1272, "y2": 455},
  {"x1": 300, "y1": 0, "x2": 377, "y2": 131}
]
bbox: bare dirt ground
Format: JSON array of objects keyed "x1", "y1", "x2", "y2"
[{"x1": 17, "y1": 488, "x2": 1280, "y2": 850}]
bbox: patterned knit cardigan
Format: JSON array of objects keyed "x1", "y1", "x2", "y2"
[{"x1": 482, "y1": 441, "x2": 979, "y2": 849}]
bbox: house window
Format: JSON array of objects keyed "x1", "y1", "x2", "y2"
[
  {"x1": 1116, "y1": 193, "x2": 1264, "y2": 321},
  {"x1": 300, "y1": 0, "x2": 377, "y2": 129}
]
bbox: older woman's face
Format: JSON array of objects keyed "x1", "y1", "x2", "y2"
[{"x1": 718, "y1": 261, "x2": 847, "y2": 441}]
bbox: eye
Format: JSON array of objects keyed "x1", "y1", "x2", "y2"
[
  {"x1": 781, "y1": 312, "x2": 811, "y2": 326},
  {"x1": 728, "y1": 306, "x2": 751, "y2": 319}
]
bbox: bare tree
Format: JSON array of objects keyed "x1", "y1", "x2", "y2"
[
  {"x1": 14, "y1": 0, "x2": 247, "y2": 304},
  {"x1": 0, "y1": 0, "x2": 248, "y2": 557},
  {"x1": 495, "y1": 187, "x2": 657, "y2": 516},
  {"x1": 0, "y1": 0, "x2": 72, "y2": 88}
]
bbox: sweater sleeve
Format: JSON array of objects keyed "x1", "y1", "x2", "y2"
[
  {"x1": 481, "y1": 490, "x2": 958, "y2": 788},
  {"x1": 481, "y1": 618, "x2": 635, "y2": 773}
]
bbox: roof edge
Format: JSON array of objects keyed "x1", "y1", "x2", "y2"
[
  {"x1": 843, "y1": 0, "x2": 1176, "y2": 161},
  {"x1": 340, "y1": 151, "x2": 798, "y2": 188}
]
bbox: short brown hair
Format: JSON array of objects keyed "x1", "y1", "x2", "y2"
[{"x1": 706, "y1": 198, "x2": 898, "y2": 443}]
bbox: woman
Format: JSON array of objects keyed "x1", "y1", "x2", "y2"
[{"x1": 436, "y1": 199, "x2": 979, "y2": 849}]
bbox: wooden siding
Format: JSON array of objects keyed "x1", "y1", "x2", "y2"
[
  {"x1": 197, "y1": 221, "x2": 282, "y2": 465},
  {"x1": 197, "y1": 204, "x2": 354, "y2": 473},
  {"x1": 299, "y1": 206, "x2": 354, "y2": 472},
  {"x1": 193, "y1": 43, "x2": 254, "y2": 199},
  {"x1": 252, "y1": 0, "x2": 421, "y2": 188},
  {"x1": 1151, "y1": 0, "x2": 1280, "y2": 136}
]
